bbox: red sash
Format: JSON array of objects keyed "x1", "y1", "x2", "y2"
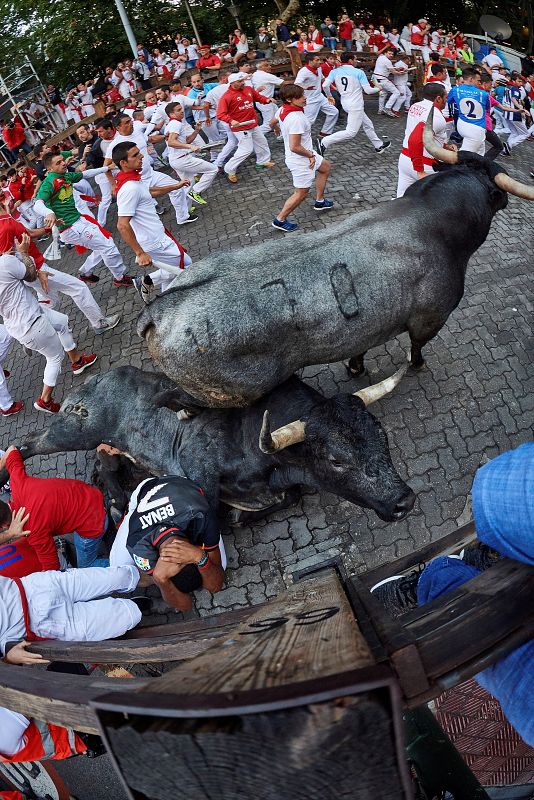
[
  {"x1": 279, "y1": 104, "x2": 304, "y2": 122},
  {"x1": 164, "y1": 227, "x2": 187, "y2": 268},
  {"x1": 74, "y1": 214, "x2": 112, "y2": 254}
]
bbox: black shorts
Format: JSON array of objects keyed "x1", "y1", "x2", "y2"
[{"x1": 170, "y1": 563, "x2": 202, "y2": 593}]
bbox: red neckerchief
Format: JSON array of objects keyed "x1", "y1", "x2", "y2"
[
  {"x1": 306, "y1": 64, "x2": 318, "y2": 75},
  {"x1": 279, "y1": 104, "x2": 304, "y2": 122},
  {"x1": 115, "y1": 170, "x2": 142, "y2": 193}
]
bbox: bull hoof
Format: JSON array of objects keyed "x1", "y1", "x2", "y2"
[
  {"x1": 410, "y1": 359, "x2": 426, "y2": 372},
  {"x1": 176, "y1": 408, "x2": 197, "y2": 421}
]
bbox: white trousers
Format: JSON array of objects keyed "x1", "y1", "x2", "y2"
[
  {"x1": 94, "y1": 171, "x2": 114, "y2": 226},
  {"x1": 215, "y1": 122, "x2": 238, "y2": 167},
  {"x1": 410, "y1": 44, "x2": 431, "y2": 61},
  {"x1": 303, "y1": 96, "x2": 339, "y2": 135},
  {"x1": 146, "y1": 237, "x2": 192, "y2": 292},
  {"x1": 362, "y1": 113, "x2": 383, "y2": 148},
  {"x1": 170, "y1": 153, "x2": 218, "y2": 195},
  {"x1": 17, "y1": 200, "x2": 40, "y2": 230},
  {"x1": 0, "y1": 324, "x2": 13, "y2": 411},
  {"x1": 16, "y1": 306, "x2": 76, "y2": 387},
  {"x1": 60, "y1": 216, "x2": 126, "y2": 280},
  {"x1": 258, "y1": 102, "x2": 278, "y2": 133},
  {"x1": 458, "y1": 119, "x2": 486, "y2": 156},
  {"x1": 21, "y1": 565, "x2": 140, "y2": 640},
  {"x1": 224, "y1": 128, "x2": 271, "y2": 175},
  {"x1": 377, "y1": 79, "x2": 402, "y2": 111},
  {"x1": 199, "y1": 119, "x2": 225, "y2": 161},
  {"x1": 394, "y1": 83, "x2": 412, "y2": 108},
  {"x1": 504, "y1": 118, "x2": 530, "y2": 148},
  {"x1": 396, "y1": 153, "x2": 432, "y2": 197},
  {"x1": 322, "y1": 108, "x2": 364, "y2": 149},
  {"x1": 146, "y1": 170, "x2": 191, "y2": 225},
  {"x1": 0, "y1": 708, "x2": 29, "y2": 756},
  {"x1": 27, "y1": 265, "x2": 107, "y2": 329}
]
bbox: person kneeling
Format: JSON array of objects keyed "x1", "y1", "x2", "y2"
[{"x1": 110, "y1": 474, "x2": 226, "y2": 611}]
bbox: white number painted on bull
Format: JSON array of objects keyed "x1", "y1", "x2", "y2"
[
  {"x1": 459, "y1": 97, "x2": 484, "y2": 120},
  {"x1": 138, "y1": 483, "x2": 170, "y2": 513},
  {"x1": 139, "y1": 503, "x2": 176, "y2": 529}
]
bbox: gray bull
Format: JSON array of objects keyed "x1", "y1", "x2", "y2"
[
  {"x1": 137, "y1": 124, "x2": 533, "y2": 409},
  {"x1": 13, "y1": 365, "x2": 415, "y2": 523}
]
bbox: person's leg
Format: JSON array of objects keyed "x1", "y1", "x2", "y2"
[
  {"x1": 148, "y1": 171, "x2": 191, "y2": 224},
  {"x1": 314, "y1": 158, "x2": 330, "y2": 201},
  {"x1": 59, "y1": 218, "x2": 125, "y2": 280},
  {"x1": 377, "y1": 83, "x2": 387, "y2": 113},
  {"x1": 382, "y1": 79, "x2": 401, "y2": 110},
  {"x1": 0, "y1": 326, "x2": 14, "y2": 412},
  {"x1": 303, "y1": 101, "x2": 321, "y2": 129},
  {"x1": 251, "y1": 127, "x2": 272, "y2": 165},
  {"x1": 147, "y1": 238, "x2": 190, "y2": 291},
  {"x1": 258, "y1": 101, "x2": 277, "y2": 133},
  {"x1": 485, "y1": 129, "x2": 503, "y2": 160},
  {"x1": 94, "y1": 172, "x2": 113, "y2": 226},
  {"x1": 362, "y1": 113, "x2": 384, "y2": 148},
  {"x1": 224, "y1": 130, "x2": 254, "y2": 175},
  {"x1": 215, "y1": 122, "x2": 238, "y2": 167},
  {"x1": 322, "y1": 108, "x2": 363, "y2": 149},
  {"x1": 507, "y1": 120, "x2": 529, "y2": 148},
  {"x1": 73, "y1": 533, "x2": 109, "y2": 568},
  {"x1": 396, "y1": 154, "x2": 416, "y2": 197},
  {"x1": 27, "y1": 267, "x2": 109, "y2": 329},
  {"x1": 318, "y1": 97, "x2": 339, "y2": 135},
  {"x1": 276, "y1": 187, "x2": 309, "y2": 221},
  {"x1": 17, "y1": 314, "x2": 65, "y2": 402},
  {"x1": 0, "y1": 709, "x2": 30, "y2": 757},
  {"x1": 458, "y1": 120, "x2": 486, "y2": 154},
  {"x1": 404, "y1": 85, "x2": 412, "y2": 108}
]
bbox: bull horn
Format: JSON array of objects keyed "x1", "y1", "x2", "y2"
[
  {"x1": 423, "y1": 107, "x2": 458, "y2": 164},
  {"x1": 493, "y1": 172, "x2": 534, "y2": 200},
  {"x1": 353, "y1": 360, "x2": 409, "y2": 407},
  {"x1": 259, "y1": 410, "x2": 306, "y2": 454}
]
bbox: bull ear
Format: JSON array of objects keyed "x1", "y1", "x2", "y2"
[
  {"x1": 353, "y1": 360, "x2": 409, "y2": 406},
  {"x1": 259, "y1": 410, "x2": 306, "y2": 454}
]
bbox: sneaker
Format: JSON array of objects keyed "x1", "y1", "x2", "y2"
[
  {"x1": 255, "y1": 162, "x2": 275, "y2": 169},
  {"x1": 502, "y1": 141, "x2": 511, "y2": 156},
  {"x1": 177, "y1": 213, "x2": 199, "y2": 225},
  {"x1": 1, "y1": 401, "x2": 23, "y2": 416},
  {"x1": 93, "y1": 314, "x2": 121, "y2": 334},
  {"x1": 79, "y1": 273, "x2": 100, "y2": 284},
  {"x1": 34, "y1": 397, "x2": 60, "y2": 414},
  {"x1": 313, "y1": 198, "x2": 334, "y2": 211},
  {"x1": 272, "y1": 217, "x2": 298, "y2": 232},
  {"x1": 227, "y1": 173, "x2": 238, "y2": 183},
  {"x1": 383, "y1": 109, "x2": 397, "y2": 118},
  {"x1": 391, "y1": 110, "x2": 401, "y2": 118},
  {"x1": 377, "y1": 109, "x2": 385, "y2": 115},
  {"x1": 460, "y1": 542, "x2": 501, "y2": 572},
  {"x1": 133, "y1": 275, "x2": 155, "y2": 304},
  {"x1": 112, "y1": 275, "x2": 134, "y2": 287},
  {"x1": 370, "y1": 567, "x2": 424, "y2": 618},
  {"x1": 375, "y1": 141, "x2": 391, "y2": 154},
  {"x1": 188, "y1": 189, "x2": 207, "y2": 205},
  {"x1": 71, "y1": 353, "x2": 97, "y2": 375},
  {"x1": 316, "y1": 137, "x2": 326, "y2": 156}
]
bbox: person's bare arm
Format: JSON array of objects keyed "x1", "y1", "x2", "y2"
[
  {"x1": 167, "y1": 130, "x2": 200, "y2": 152},
  {"x1": 15, "y1": 233, "x2": 37, "y2": 282},
  {"x1": 148, "y1": 179, "x2": 190, "y2": 197},
  {"x1": 158, "y1": 539, "x2": 225, "y2": 594},
  {"x1": 116, "y1": 216, "x2": 151, "y2": 265}
]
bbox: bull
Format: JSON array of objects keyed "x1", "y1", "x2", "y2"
[
  {"x1": 137, "y1": 114, "x2": 534, "y2": 409},
  {"x1": 11, "y1": 365, "x2": 415, "y2": 523}
]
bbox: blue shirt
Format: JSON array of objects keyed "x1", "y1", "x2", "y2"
[
  {"x1": 502, "y1": 84, "x2": 523, "y2": 121},
  {"x1": 447, "y1": 84, "x2": 491, "y2": 128}
]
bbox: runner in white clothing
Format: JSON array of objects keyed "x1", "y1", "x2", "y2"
[
  {"x1": 204, "y1": 73, "x2": 238, "y2": 168},
  {"x1": 0, "y1": 324, "x2": 21, "y2": 416},
  {"x1": 372, "y1": 48, "x2": 404, "y2": 115},
  {"x1": 114, "y1": 140, "x2": 192, "y2": 302},
  {"x1": 251, "y1": 61, "x2": 286, "y2": 133},
  {"x1": 105, "y1": 114, "x2": 195, "y2": 225},
  {"x1": 166, "y1": 103, "x2": 218, "y2": 203},
  {"x1": 295, "y1": 53, "x2": 339, "y2": 137},
  {"x1": 319, "y1": 53, "x2": 380, "y2": 151}
]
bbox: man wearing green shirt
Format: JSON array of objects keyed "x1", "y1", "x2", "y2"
[{"x1": 34, "y1": 153, "x2": 133, "y2": 287}]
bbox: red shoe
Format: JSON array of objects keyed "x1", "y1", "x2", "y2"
[
  {"x1": 1, "y1": 400, "x2": 23, "y2": 416},
  {"x1": 72, "y1": 353, "x2": 97, "y2": 375},
  {"x1": 392, "y1": 110, "x2": 401, "y2": 118},
  {"x1": 112, "y1": 275, "x2": 134, "y2": 287},
  {"x1": 79, "y1": 273, "x2": 100, "y2": 284},
  {"x1": 3, "y1": 369, "x2": 9, "y2": 377},
  {"x1": 34, "y1": 397, "x2": 60, "y2": 414}
]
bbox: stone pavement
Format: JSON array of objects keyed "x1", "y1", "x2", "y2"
[{"x1": 1, "y1": 98, "x2": 532, "y2": 623}]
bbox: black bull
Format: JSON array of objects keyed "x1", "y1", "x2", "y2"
[
  {"x1": 11, "y1": 367, "x2": 415, "y2": 523},
  {"x1": 137, "y1": 150, "x2": 533, "y2": 409}
]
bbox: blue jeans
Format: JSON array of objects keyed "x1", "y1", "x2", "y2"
[
  {"x1": 324, "y1": 37, "x2": 337, "y2": 50},
  {"x1": 74, "y1": 532, "x2": 109, "y2": 568},
  {"x1": 418, "y1": 556, "x2": 534, "y2": 746},
  {"x1": 340, "y1": 38, "x2": 352, "y2": 51}
]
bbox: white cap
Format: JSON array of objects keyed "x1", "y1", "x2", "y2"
[{"x1": 228, "y1": 72, "x2": 248, "y2": 84}]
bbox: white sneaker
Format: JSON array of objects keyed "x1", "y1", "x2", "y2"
[{"x1": 94, "y1": 314, "x2": 121, "y2": 334}]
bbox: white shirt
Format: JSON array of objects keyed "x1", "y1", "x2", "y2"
[
  {"x1": 373, "y1": 54, "x2": 394, "y2": 79},
  {"x1": 166, "y1": 119, "x2": 196, "y2": 167},
  {"x1": 295, "y1": 66, "x2": 323, "y2": 103},
  {"x1": 0, "y1": 576, "x2": 25, "y2": 656},
  {"x1": 251, "y1": 70, "x2": 284, "y2": 100},
  {"x1": 0, "y1": 253, "x2": 42, "y2": 338},
  {"x1": 117, "y1": 179, "x2": 167, "y2": 250},
  {"x1": 482, "y1": 53, "x2": 503, "y2": 71},
  {"x1": 392, "y1": 61, "x2": 410, "y2": 86},
  {"x1": 430, "y1": 31, "x2": 441, "y2": 48},
  {"x1": 143, "y1": 104, "x2": 158, "y2": 122},
  {"x1": 108, "y1": 129, "x2": 152, "y2": 179},
  {"x1": 323, "y1": 65, "x2": 378, "y2": 111},
  {"x1": 205, "y1": 83, "x2": 229, "y2": 110},
  {"x1": 187, "y1": 44, "x2": 199, "y2": 60},
  {"x1": 277, "y1": 108, "x2": 314, "y2": 169}
]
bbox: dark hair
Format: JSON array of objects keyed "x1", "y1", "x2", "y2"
[
  {"x1": 157, "y1": 84, "x2": 170, "y2": 92},
  {"x1": 422, "y1": 83, "x2": 447, "y2": 101},
  {"x1": 279, "y1": 83, "x2": 305, "y2": 102},
  {"x1": 165, "y1": 101, "x2": 181, "y2": 117},
  {"x1": 112, "y1": 113, "x2": 131, "y2": 128},
  {"x1": 479, "y1": 71, "x2": 492, "y2": 84},
  {"x1": 340, "y1": 52, "x2": 355, "y2": 63},
  {"x1": 32, "y1": 143, "x2": 43, "y2": 157},
  {"x1": 462, "y1": 67, "x2": 477, "y2": 79},
  {"x1": 76, "y1": 123, "x2": 90, "y2": 131},
  {"x1": 112, "y1": 140, "x2": 138, "y2": 168},
  {"x1": 6, "y1": 168, "x2": 16, "y2": 177},
  {"x1": 429, "y1": 51, "x2": 441, "y2": 60},
  {"x1": 0, "y1": 500, "x2": 11, "y2": 528},
  {"x1": 94, "y1": 117, "x2": 114, "y2": 131},
  {"x1": 430, "y1": 63, "x2": 445, "y2": 76},
  {"x1": 304, "y1": 52, "x2": 319, "y2": 63},
  {"x1": 171, "y1": 563, "x2": 202, "y2": 592},
  {"x1": 43, "y1": 151, "x2": 61, "y2": 168}
]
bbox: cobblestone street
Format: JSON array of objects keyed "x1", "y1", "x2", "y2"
[{"x1": 1, "y1": 98, "x2": 533, "y2": 623}]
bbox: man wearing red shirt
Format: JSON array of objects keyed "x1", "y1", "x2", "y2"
[
  {"x1": 216, "y1": 72, "x2": 274, "y2": 183},
  {"x1": 0, "y1": 446, "x2": 108, "y2": 570},
  {"x1": 197, "y1": 46, "x2": 222, "y2": 70},
  {"x1": 1, "y1": 118, "x2": 31, "y2": 161},
  {"x1": 337, "y1": 14, "x2": 354, "y2": 50},
  {"x1": 368, "y1": 31, "x2": 390, "y2": 53},
  {"x1": 6, "y1": 166, "x2": 39, "y2": 228}
]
